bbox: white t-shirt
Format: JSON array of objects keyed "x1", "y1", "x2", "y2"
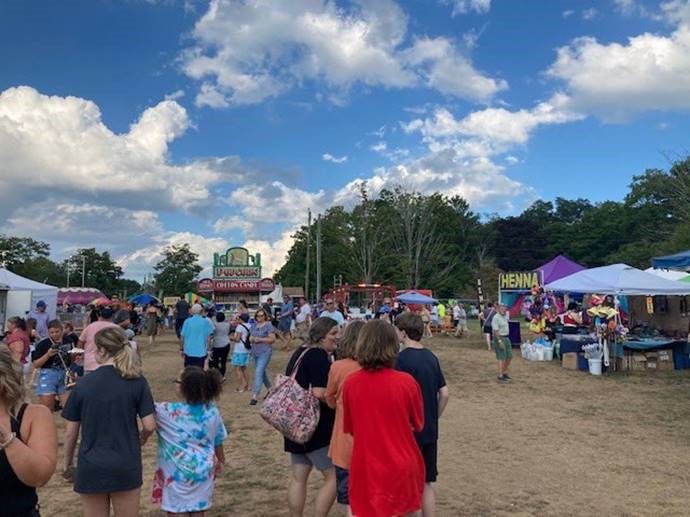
[
  {"x1": 296, "y1": 304, "x2": 311, "y2": 324},
  {"x1": 213, "y1": 321, "x2": 231, "y2": 348},
  {"x1": 320, "y1": 310, "x2": 345, "y2": 325},
  {"x1": 233, "y1": 323, "x2": 250, "y2": 354},
  {"x1": 453, "y1": 306, "x2": 461, "y2": 319}
]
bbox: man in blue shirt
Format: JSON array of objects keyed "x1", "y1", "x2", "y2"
[
  {"x1": 29, "y1": 300, "x2": 51, "y2": 340},
  {"x1": 319, "y1": 298, "x2": 345, "y2": 325},
  {"x1": 180, "y1": 303, "x2": 213, "y2": 367}
]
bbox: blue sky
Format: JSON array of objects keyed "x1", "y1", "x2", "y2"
[{"x1": 1, "y1": 0, "x2": 689, "y2": 280}]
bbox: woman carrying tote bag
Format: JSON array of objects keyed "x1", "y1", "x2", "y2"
[{"x1": 280, "y1": 317, "x2": 338, "y2": 517}]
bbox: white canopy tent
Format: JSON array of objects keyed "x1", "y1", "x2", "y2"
[
  {"x1": 644, "y1": 267, "x2": 690, "y2": 282},
  {"x1": 0, "y1": 268, "x2": 58, "y2": 329},
  {"x1": 545, "y1": 264, "x2": 690, "y2": 295}
]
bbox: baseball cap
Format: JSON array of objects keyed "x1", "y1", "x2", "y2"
[
  {"x1": 36, "y1": 300, "x2": 46, "y2": 308},
  {"x1": 100, "y1": 307, "x2": 114, "y2": 319},
  {"x1": 191, "y1": 303, "x2": 203, "y2": 314},
  {"x1": 239, "y1": 313, "x2": 250, "y2": 323}
]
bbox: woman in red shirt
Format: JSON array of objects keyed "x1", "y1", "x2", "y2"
[
  {"x1": 342, "y1": 320, "x2": 425, "y2": 517},
  {"x1": 4, "y1": 317, "x2": 31, "y2": 365}
]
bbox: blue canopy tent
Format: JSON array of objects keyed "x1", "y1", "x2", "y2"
[
  {"x1": 652, "y1": 250, "x2": 690, "y2": 270},
  {"x1": 129, "y1": 293, "x2": 159, "y2": 305},
  {"x1": 396, "y1": 291, "x2": 438, "y2": 304}
]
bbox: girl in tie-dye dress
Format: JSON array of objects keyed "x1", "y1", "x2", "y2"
[{"x1": 153, "y1": 367, "x2": 228, "y2": 515}]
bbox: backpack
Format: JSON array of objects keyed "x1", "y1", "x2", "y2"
[{"x1": 238, "y1": 323, "x2": 251, "y2": 350}]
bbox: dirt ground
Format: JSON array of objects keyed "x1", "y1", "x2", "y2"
[{"x1": 38, "y1": 328, "x2": 690, "y2": 516}]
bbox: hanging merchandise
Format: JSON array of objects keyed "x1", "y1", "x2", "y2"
[
  {"x1": 646, "y1": 296, "x2": 654, "y2": 315},
  {"x1": 680, "y1": 296, "x2": 688, "y2": 317}
]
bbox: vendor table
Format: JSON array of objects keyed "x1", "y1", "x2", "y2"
[{"x1": 621, "y1": 338, "x2": 689, "y2": 370}]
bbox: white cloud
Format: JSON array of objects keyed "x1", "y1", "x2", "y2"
[
  {"x1": 0, "y1": 86, "x2": 234, "y2": 217},
  {"x1": 563, "y1": 9, "x2": 575, "y2": 18},
  {"x1": 443, "y1": 0, "x2": 491, "y2": 16},
  {"x1": 505, "y1": 155, "x2": 519, "y2": 165},
  {"x1": 402, "y1": 37, "x2": 508, "y2": 102},
  {"x1": 2, "y1": 202, "x2": 164, "y2": 256},
  {"x1": 370, "y1": 141, "x2": 388, "y2": 152},
  {"x1": 403, "y1": 95, "x2": 583, "y2": 151},
  {"x1": 182, "y1": 0, "x2": 504, "y2": 106},
  {"x1": 212, "y1": 215, "x2": 255, "y2": 236},
  {"x1": 546, "y1": 21, "x2": 690, "y2": 120},
  {"x1": 582, "y1": 8, "x2": 599, "y2": 20},
  {"x1": 322, "y1": 153, "x2": 348, "y2": 164}
]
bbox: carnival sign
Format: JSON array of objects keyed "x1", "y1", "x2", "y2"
[
  {"x1": 213, "y1": 266, "x2": 262, "y2": 279},
  {"x1": 498, "y1": 271, "x2": 541, "y2": 291},
  {"x1": 212, "y1": 246, "x2": 262, "y2": 280},
  {"x1": 200, "y1": 278, "x2": 276, "y2": 293}
]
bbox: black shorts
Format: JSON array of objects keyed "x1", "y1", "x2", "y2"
[
  {"x1": 420, "y1": 441, "x2": 438, "y2": 483},
  {"x1": 483, "y1": 325, "x2": 492, "y2": 335}
]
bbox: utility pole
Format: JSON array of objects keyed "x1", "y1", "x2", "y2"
[
  {"x1": 81, "y1": 254, "x2": 86, "y2": 288},
  {"x1": 316, "y1": 214, "x2": 322, "y2": 303},
  {"x1": 305, "y1": 209, "x2": 312, "y2": 302},
  {"x1": 66, "y1": 262, "x2": 70, "y2": 288}
]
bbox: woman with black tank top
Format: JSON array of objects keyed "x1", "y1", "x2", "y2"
[{"x1": 0, "y1": 346, "x2": 58, "y2": 516}]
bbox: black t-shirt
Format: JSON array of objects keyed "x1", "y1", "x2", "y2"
[
  {"x1": 395, "y1": 347, "x2": 447, "y2": 445},
  {"x1": 283, "y1": 346, "x2": 335, "y2": 454},
  {"x1": 176, "y1": 300, "x2": 190, "y2": 319},
  {"x1": 62, "y1": 365, "x2": 155, "y2": 493},
  {"x1": 31, "y1": 336, "x2": 74, "y2": 369}
]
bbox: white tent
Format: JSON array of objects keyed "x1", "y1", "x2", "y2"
[
  {"x1": 0, "y1": 268, "x2": 58, "y2": 329},
  {"x1": 545, "y1": 263, "x2": 690, "y2": 296}
]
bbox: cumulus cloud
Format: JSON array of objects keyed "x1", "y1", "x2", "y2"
[
  {"x1": 322, "y1": 153, "x2": 348, "y2": 164},
  {"x1": 0, "y1": 86, "x2": 235, "y2": 218},
  {"x1": 370, "y1": 141, "x2": 388, "y2": 152},
  {"x1": 403, "y1": 95, "x2": 583, "y2": 152},
  {"x1": 402, "y1": 37, "x2": 507, "y2": 101},
  {"x1": 182, "y1": 0, "x2": 505, "y2": 106},
  {"x1": 546, "y1": 20, "x2": 690, "y2": 120},
  {"x1": 2, "y1": 202, "x2": 164, "y2": 256},
  {"x1": 581, "y1": 8, "x2": 599, "y2": 20},
  {"x1": 563, "y1": 9, "x2": 575, "y2": 18}
]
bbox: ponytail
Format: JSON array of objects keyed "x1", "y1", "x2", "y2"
[
  {"x1": 95, "y1": 327, "x2": 141, "y2": 379},
  {"x1": 113, "y1": 344, "x2": 141, "y2": 379}
]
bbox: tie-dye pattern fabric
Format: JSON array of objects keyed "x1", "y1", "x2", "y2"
[{"x1": 152, "y1": 402, "x2": 228, "y2": 513}]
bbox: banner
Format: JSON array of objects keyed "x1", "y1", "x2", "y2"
[
  {"x1": 197, "y1": 278, "x2": 275, "y2": 293},
  {"x1": 498, "y1": 271, "x2": 541, "y2": 291}
]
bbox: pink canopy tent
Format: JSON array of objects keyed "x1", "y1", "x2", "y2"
[{"x1": 58, "y1": 288, "x2": 106, "y2": 306}]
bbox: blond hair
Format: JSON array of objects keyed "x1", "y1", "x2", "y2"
[
  {"x1": 0, "y1": 346, "x2": 26, "y2": 417},
  {"x1": 337, "y1": 320, "x2": 365, "y2": 360},
  {"x1": 95, "y1": 327, "x2": 141, "y2": 379}
]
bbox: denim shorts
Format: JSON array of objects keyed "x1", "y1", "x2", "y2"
[
  {"x1": 36, "y1": 368, "x2": 67, "y2": 396},
  {"x1": 231, "y1": 352, "x2": 250, "y2": 367},
  {"x1": 290, "y1": 445, "x2": 333, "y2": 472},
  {"x1": 335, "y1": 466, "x2": 349, "y2": 505}
]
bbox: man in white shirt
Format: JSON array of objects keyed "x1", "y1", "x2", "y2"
[
  {"x1": 294, "y1": 296, "x2": 312, "y2": 343},
  {"x1": 319, "y1": 298, "x2": 345, "y2": 325}
]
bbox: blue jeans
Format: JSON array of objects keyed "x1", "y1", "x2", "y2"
[{"x1": 251, "y1": 348, "x2": 272, "y2": 397}]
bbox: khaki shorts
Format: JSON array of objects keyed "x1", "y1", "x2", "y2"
[{"x1": 294, "y1": 321, "x2": 309, "y2": 341}]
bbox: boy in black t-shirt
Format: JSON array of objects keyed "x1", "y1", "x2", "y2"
[{"x1": 394, "y1": 312, "x2": 450, "y2": 517}]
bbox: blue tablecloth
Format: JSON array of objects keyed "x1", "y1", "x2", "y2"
[{"x1": 623, "y1": 338, "x2": 680, "y2": 351}]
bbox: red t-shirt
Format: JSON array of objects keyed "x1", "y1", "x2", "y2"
[{"x1": 343, "y1": 368, "x2": 425, "y2": 517}]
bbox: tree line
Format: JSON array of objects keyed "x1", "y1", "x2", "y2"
[
  {"x1": 275, "y1": 157, "x2": 690, "y2": 301},
  {"x1": 0, "y1": 239, "x2": 203, "y2": 299}
]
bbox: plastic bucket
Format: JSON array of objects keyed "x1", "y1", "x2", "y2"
[
  {"x1": 543, "y1": 347, "x2": 553, "y2": 361},
  {"x1": 588, "y1": 358, "x2": 602, "y2": 376}
]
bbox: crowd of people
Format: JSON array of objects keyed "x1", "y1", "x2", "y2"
[{"x1": 0, "y1": 291, "x2": 456, "y2": 517}]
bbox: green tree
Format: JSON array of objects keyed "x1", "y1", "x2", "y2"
[
  {"x1": 67, "y1": 249, "x2": 124, "y2": 294},
  {"x1": 0, "y1": 235, "x2": 50, "y2": 268},
  {"x1": 154, "y1": 244, "x2": 203, "y2": 296}
]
